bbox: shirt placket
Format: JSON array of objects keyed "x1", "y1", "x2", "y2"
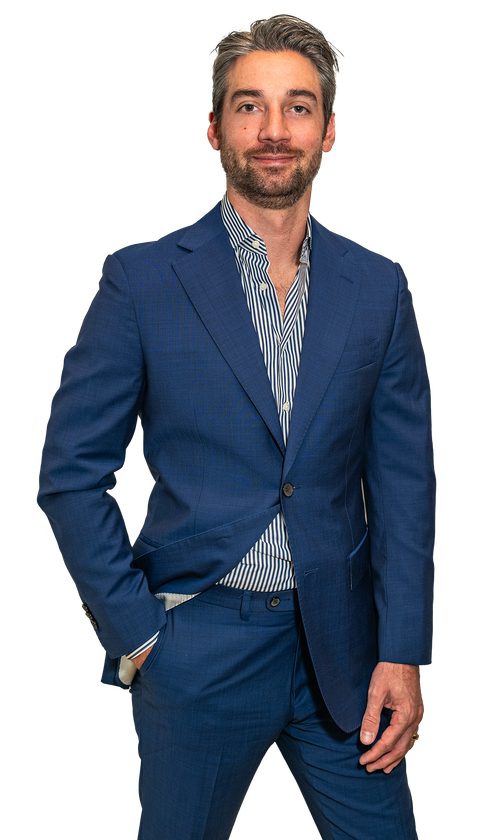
[
  {"x1": 240, "y1": 247, "x2": 309, "y2": 446},
  {"x1": 278, "y1": 256, "x2": 308, "y2": 441},
  {"x1": 244, "y1": 251, "x2": 291, "y2": 439}
]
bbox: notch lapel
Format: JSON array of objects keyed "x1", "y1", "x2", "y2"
[
  {"x1": 172, "y1": 218, "x2": 285, "y2": 455},
  {"x1": 283, "y1": 219, "x2": 362, "y2": 478}
]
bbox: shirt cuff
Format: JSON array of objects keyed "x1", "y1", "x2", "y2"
[{"x1": 127, "y1": 631, "x2": 160, "y2": 660}]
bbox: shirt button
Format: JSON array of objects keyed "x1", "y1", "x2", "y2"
[
  {"x1": 251, "y1": 240, "x2": 260, "y2": 249},
  {"x1": 282, "y1": 482, "x2": 294, "y2": 498},
  {"x1": 259, "y1": 282, "x2": 268, "y2": 291},
  {"x1": 282, "y1": 402, "x2": 290, "y2": 411}
]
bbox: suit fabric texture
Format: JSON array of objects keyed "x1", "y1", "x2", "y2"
[
  {"x1": 38, "y1": 203, "x2": 435, "y2": 734},
  {"x1": 130, "y1": 585, "x2": 417, "y2": 840}
]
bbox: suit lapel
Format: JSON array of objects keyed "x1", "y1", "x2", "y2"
[
  {"x1": 170, "y1": 206, "x2": 361, "y2": 468},
  {"x1": 171, "y1": 212, "x2": 285, "y2": 454},
  {"x1": 283, "y1": 219, "x2": 362, "y2": 478}
]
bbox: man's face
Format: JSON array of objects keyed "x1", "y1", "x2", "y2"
[{"x1": 208, "y1": 50, "x2": 335, "y2": 210}]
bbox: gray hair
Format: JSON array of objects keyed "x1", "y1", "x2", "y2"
[{"x1": 212, "y1": 15, "x2": 341, "y2": 129}]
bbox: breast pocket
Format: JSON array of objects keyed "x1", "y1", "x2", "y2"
[{"x1": 334, "y1": 339, "x2": 380, "y2": 376}]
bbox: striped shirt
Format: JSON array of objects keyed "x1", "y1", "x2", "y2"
[{"x1": 128, "y1": 196, "x2": 311, "y2": 660}]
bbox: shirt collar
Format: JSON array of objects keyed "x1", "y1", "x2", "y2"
[{"x1": 220, "y1": 193, "x2": 312, "y2": 264}]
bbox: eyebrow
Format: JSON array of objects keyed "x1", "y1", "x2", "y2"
[{"x1": 230, "y1": 88, "x2": 318, "y2": 104}]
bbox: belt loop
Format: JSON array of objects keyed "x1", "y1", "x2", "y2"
[{"x1": 240, "y1": 590, "x2": 252, "y2": 621}]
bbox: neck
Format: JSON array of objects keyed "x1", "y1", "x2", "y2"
[{"x1": 226, "y1": 184, "x2": 311, "y2": 266}]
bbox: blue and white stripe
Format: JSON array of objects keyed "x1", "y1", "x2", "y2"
[
  {"x1": 217, "y1": 194, "x2": 311, "y2": 592},
  {"x1": 128, "y1": 195, "x2": 311, "y2": 657}
]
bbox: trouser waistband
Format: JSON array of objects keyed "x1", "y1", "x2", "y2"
[{"x1": 196, "y1": 583, "x2": 298, "y2": 614}]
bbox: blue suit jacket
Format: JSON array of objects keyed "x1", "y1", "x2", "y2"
[{"x1": 38, "y1": 203, "x2": 435, "y2": 732}]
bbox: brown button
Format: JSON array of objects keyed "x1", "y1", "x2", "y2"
[
  {"x1": 82, "y1": 603, "x2": 99, "y2": 630},
  {"x1": 282, "y1": 482, "x2": 294, "y2": 498},
  {"x1": 270, "y1": 597, "x2": 281, "y2": 607}
]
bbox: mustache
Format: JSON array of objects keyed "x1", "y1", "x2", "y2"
[{"x1": 244, "y1": 145, "x2": 305, "y2": 159}]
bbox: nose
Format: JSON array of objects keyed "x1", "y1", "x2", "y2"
[{"x1": 258, "y1": 106, "x2": 291, "y2": 144}]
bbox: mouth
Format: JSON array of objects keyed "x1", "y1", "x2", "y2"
[{"x1": 249, "y1": 154, "x2": 298, "y2": 166}]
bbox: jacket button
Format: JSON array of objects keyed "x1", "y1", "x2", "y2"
[
  {"x1": 82, "y1": 603, "x2": 99, "y2": 630},
  {"x1": 282, "y1": 482, "x2": 294, "y2": 498},
  {"x1": 270, "y1": 597, "x2": 281, "y2": 607}
]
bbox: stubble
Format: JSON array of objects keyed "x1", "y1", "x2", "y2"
[{"x1": 219, "y1": 141, "x2": 323, "y2": 210}]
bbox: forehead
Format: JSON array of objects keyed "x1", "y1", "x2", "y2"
[{"x1": 226, "y1": 50, "x2": 322, "y2": 102}]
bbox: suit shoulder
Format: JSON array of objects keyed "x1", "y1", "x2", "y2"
[
  {"x1": 311, "y1": 217, "x2": 398, "y2": 277},
  {"x1": 112, "y1": 224, "x2": 191, "y2": 265},
  {"x1": 110, "y1": 203, "x2": 224, "y2": 272}
]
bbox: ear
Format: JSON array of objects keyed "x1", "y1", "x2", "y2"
[
  {"x1": 322, "y1": 112, "x2": 336, "y2": 153},
  {"x1": 207, "y1": 111, "x2": 221, "y2": 151}
]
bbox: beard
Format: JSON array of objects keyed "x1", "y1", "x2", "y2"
[{"x1": 219, "y1": 140, "x2": 323, "y2": 210}]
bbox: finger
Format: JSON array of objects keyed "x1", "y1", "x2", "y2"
[
  {"x1": 359, "y1": 736, "x2": 393, "y2": 766},
  {"x1": 360, "y1": 698, "x2": 384, "y2": 745},
  {"x1": 366, "y1": 754, "x2": 405, "y2": 773},
  {"x1": 363, "y1": 728, "x2": 417, "y2": 773},
  {"x1": 359, "y1": 715, "x2": 406, "y2": 765}
]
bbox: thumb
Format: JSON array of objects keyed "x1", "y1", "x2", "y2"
[{"x1": 360, "y1": 700, "x2": 382, "y2": 745}]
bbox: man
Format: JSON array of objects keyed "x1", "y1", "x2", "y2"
[{"x1": 38, "y1": 14, "x2": 435, "y2": 840}]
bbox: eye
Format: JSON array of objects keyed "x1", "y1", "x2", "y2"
[
  {"x1": 240, "y1": 103, "x2": 258, "y2": 112},
  {"x1": 291, "y1": 105, "x2": 309, "y2": 114}
]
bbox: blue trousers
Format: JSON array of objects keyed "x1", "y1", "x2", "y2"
[{"x1": 131, "y1": 585, "x2": 417, "y2": 840}]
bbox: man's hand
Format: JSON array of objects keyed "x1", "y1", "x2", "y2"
[
  {"x1": 359, "y1": 662, "x2": 423, "y2": 774},
  {"x1": 132, "y1": 645, "x2": 154, "y2": 670}
]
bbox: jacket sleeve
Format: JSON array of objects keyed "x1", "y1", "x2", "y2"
[
  {"x1": 38, "y1": 253, "x2": 166, "y2": 659},
  {"x1": 362, "y1": 263, "x2": 435, "y2": 664}
]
